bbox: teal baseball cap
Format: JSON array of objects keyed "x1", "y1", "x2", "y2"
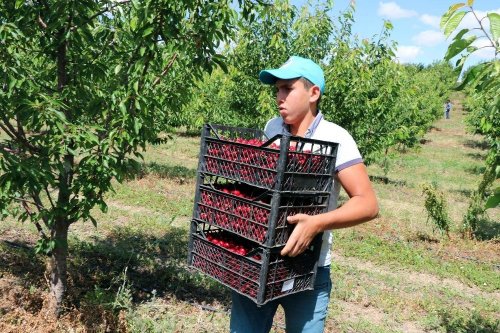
[{"x1": 259, "y1": 56, "x2": 325, "y2": 94}]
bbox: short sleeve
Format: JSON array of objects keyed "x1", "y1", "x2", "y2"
[
  {"x1": 334, "y1": 130, "x2": 363, "y2": 172},
  {"x1": 311, "y1": 121, "x2": 363, "y2": 173}
]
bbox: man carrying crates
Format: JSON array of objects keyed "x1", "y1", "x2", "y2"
[{"x1": 230, "y1": 56, "x2": 379, "y2": 333}]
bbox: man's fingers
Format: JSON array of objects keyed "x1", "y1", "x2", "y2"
[
  {"x1": 281, "y1": 234, "x2": 297, "y2": 256},
  {"x1": 281, "y1": 239, "x2": 303, "y2": 257},
  {"x1": 286, "y1": 214, "x2": 300, "y2": 224},
  {"x1": 281, "y1": 243, "x2": 291, "y2": 256}
]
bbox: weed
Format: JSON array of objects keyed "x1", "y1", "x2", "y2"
[
  {"x1": 422, "y1": 182, "x2": 451, "y2": 237},
  {"x1": 462, "y1": 164, "x2": 497, "y2": 239},
  {"x1": 436, "y1": 309, "x2": 499, "y2": 333},
  {"x1": 112, "y1": 267, "x2": 134, "y2": 311}
]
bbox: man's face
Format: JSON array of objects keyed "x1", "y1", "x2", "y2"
[{"x1": 275, "y1": 78, "x2": 314, "y2": 127}]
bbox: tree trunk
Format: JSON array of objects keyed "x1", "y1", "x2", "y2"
[{"x1": 46, "y1": 218, "x2": 69, "y2": 318}]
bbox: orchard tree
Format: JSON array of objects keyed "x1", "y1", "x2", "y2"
[
  {"x1": 0, "y1": 0, "x2": 265, "y2": 316},
  {"x1": 441, "y1": 0, "x2": 499, "y2": 235},
  {"x1": 179, "y1": 0, "x2": 335, "y2": 129}
]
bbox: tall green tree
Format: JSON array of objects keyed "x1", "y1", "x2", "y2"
[
  {"x1": 179, "y1": 0, "x2": 335, "y2": 129},
  {"x1": 0, "y1": 0, "x2": 263, "y2": 316},
  {"x1": 441, "y1": 0, "x2": 499, "y2": 236}
]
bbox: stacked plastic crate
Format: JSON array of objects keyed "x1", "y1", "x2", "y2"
[{"x1": 188, "y1": 124, "x2": 338, "y2": 305}]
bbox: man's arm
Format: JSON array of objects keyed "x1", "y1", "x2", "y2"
[{"x1": 280, "y1": 163, "x2": 379, "y2": 257}]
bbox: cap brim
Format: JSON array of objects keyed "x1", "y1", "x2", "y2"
[{"x1": 259, "y1": 69, "x2": 302, "y2": 84}]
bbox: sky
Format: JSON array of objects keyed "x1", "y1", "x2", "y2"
[{"x1": 294, "y1": 0, "x2": 499, "y2": 66}]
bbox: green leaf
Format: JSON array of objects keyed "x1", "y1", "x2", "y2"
[
  {"x1": 130, "y1": 17, "x2": 138, "y2": 31},
  {"x1": 52, "y1": 110, "x2": 68, "y2": 123},
  {"x1": 466, "y1": 45, "x2": 478, "y2": 53},
  {"x1": 134, "y1": 118, "x2": 142, "y2": 134},
  {"x1": 452, "y1": 28, "x2": 470, "y2": 42},
  {"x1": 445, "y1": 34, "x2": 476, "y2": 61},
  {"x1": 455, "y1": 62, "x2": 487, "y2": 90},
  {"x1": 89, "y1": 215, "x2": 98, "y2": 227},
  {"x1": 99, "y1": 201, "x2": 108, "y2": 213},
  {"x1": 441, "y1": 3, "x2": 466, "y2": 30},
  {"x1": 83, "y1": 132, "x2": 99, "y2": 145},
  {"x1": 119, "y1": 102, "x2": 127, "y2": 115},
  {"x1": 67, "y1": 147, "x2": 78, "y2": 155},
  {"x1": 114, "y1": 64, "x2": 122, "y2": 75},
  {"x1": 142, "y1": 27, "x2": 154, "y2": 37},
  {"x1": 34, "y1": 238, "x2": 56, "y2": 256},
  {"x1": 467, "y1": 0, "x2": 474, "y2": 6},
  {"x1": 487, "y1": 13, "x2": 500, "y2": 45},
  {"x1": 444, "y1": 11, "x2": 467, "y2": 38},
  {"x1": 485, "y1": 188, "x2": 499, "y2": 209},
  {"x1": 8, "y1": 78, "x2": 17, "y2": 92},
  {"x1": 454, "y1": 55, "x2": 468, "y2": 75}
]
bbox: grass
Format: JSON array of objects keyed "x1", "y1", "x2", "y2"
[{"x1": 0, "y1": 94, "x2": 499, "y2": 332}]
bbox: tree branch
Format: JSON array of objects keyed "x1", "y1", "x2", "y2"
[
  {"x1": 45, "y1": 185, "x2": 56, "y2": 210},
  {"x1": 20, "y1": 199, "x2": 49, "y2": 240},
  {"x1": 0, "y1": 143, "x2": 19, "y2": 155},
  {"x1": 30, "y1": 192, "x2": 54, "y2": 231},
  {"x1": 471, "y1": 8, "x2": 496, "y2": 49},
  {"x1": 38, "y1": 15, "x2": 48, "y2": 29},
  {"x1": 153, "y1": 52, "x2": 178, "y2": 87},
  {"x1": 0, "y1": 116, "x2": 40, "y2": 154},
  {"x1": 0, "y1": 121, "x2": 17, "y2": 141}
]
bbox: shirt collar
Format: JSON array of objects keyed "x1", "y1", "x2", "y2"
[{"x1": 282, "y1": 111, "x2": 323, "y2": 139}]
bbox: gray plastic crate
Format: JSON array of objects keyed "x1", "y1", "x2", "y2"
[
  {"x1": 188, "y1": 222, "x2": 323, "y2": 305},
  {"x1": 198, "y1": 124, "x2": 338, "y2": 193},
  {"x1": 195, "y1": 179, "x2": 329, "y2": 247}
]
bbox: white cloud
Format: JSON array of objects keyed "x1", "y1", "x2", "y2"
[
  {"x1": 457, "y1": 9, "x2": 500, "y2": 31},
  {"x1": 394, "y1": 45, "x2": 422, "y2": 63},
  {"x1": 471, "y1": 38, "x2": 497, "y2": 59},
  {"x1": 412, "y1": 30, "x2": 445, "y2": 46},
  {"x1": 420, "y1": 14, "x2": 440, "y2": 28},
  {"x1": 378, "y1": 1, "x2": 417, "y2": 19}
]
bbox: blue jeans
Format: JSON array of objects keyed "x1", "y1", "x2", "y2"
[{"x1": 230, "y1": 266, "x2": 332, "y2": 333}]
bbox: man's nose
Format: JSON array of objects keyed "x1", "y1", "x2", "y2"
[{"x1": 277, "y1": 90, "x2": 286, "y2": 102}]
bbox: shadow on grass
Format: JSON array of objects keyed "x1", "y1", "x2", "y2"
[
  {"x1": 463, "y1": 139, "x2": 489, "y2": 150},
  {"x1": 429, "y1": 126, "x2": 442, "y2": 132},
  {"x1": 177, "y1": 129, "x2": 202, "y2": 137},
  {"x1": 0, "y1": 227, "x2": 230, "y2": 331},
  {"x1": 419, "y1": 138, "x2": 432, "y2": 145},
  {"x1": 0, "y1": 240, "x2": 45, "y2": 287},
  {"x1": 127, "y1": 161, "x2": 197, "y2": 180},
  {"x1": 474, "y1": 218, "x2": 500, "y2": 241},
  {"x1": 369, "y1": 175, "x2": 407, "y2": 187},
  {"x1": 465, "y1": 165, "x2": 486, "y2": 175},
  {"x1": 68, "y1": 227, "x2": 229, "y2": 307},
  {"x1": 452, "y1": 188, "x2": 474, "y2": 198},
  {"x1": 466, "y1": 152, "x2": 487, "y2": 160}
]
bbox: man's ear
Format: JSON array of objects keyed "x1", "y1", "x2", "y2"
[{"x1": 310, "y1": 85, "x2": 321, "y2": 103}]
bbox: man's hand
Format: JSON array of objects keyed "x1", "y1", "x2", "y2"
[{"x1": 280, "y1": 213, "x2": 321, "y2": 257}]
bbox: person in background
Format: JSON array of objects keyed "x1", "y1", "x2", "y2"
[
  {"x1": 444, "y1": 99, "x2": 452, "y2": 119},
  {"x1": 230, "y1": 56, "x2": 379, "y2": 333}
]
